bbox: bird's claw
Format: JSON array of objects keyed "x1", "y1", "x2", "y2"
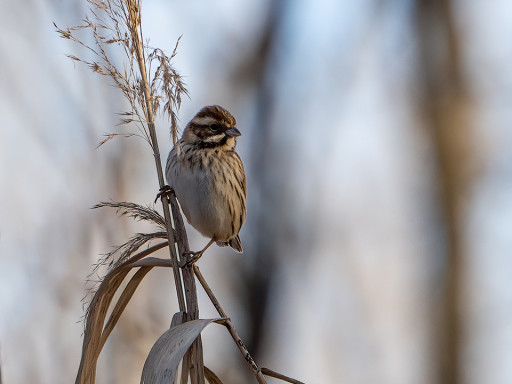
[
  {"x1": 155, "y1": 185, "x2": 174, "y2": 203},
  {"x1": 179, "y1": 240, "x2": 214, "y2": 267},
  {"x1": 181, "y1": 250, "x2": 203, "y2": 267}
]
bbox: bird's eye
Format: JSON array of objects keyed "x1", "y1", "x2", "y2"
[{"x1": 209, "y1": 123, "x2": 220, "y2": 131}]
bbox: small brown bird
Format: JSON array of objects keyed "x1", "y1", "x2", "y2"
[{"x1": 165, "y1": 105, "x2": 247, "y2": 263}]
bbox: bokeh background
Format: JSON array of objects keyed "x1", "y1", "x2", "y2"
[{"x1": 1, "y1": 0, "x2": 512, "y2": 383}]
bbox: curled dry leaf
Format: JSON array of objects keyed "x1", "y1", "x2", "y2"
[
  {"x1": 77, "y1": 242, "x2": 168, "y2": 384},
  {"x1": 141, "y1": 319, "x2": 221, "y2": 384},
  {"x1": 204, "y1": 366, "x2": 224, "y2": 384}
]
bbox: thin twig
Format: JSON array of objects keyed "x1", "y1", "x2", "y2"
[
  {"x1": 261, "y1": 368, "x2": 305, "y2": 384},
  {"x1": 193, "y1": 265, "x2": 267, "y2": 384}
]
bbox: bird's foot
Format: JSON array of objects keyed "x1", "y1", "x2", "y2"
[
  {"x1": 180, "y1": 239, "x2": 215, "y2": 267},
  {"x1": 155, "y1": 185, "x2": 174, "y2": 203},
  {"x1": 180, "y1": 250, "x2": 204, "y2": 267}
]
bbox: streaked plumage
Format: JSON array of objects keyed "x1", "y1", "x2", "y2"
[{"x1": 166, "y1": 105, "x2": 246, "y2": 260}]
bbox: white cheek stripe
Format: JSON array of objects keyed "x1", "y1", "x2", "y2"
[{"x1": 203, "y1": 133, "x2": 225, "y2": 142}]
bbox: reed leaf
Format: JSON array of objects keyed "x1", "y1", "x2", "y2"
[{"x1": 140, "y1": 319, "x2": 220, "y2": 384}]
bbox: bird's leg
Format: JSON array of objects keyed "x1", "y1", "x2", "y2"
[
  {"x1": 182, "y1": 239, "x2": 216, "y2": 267},
  {"x1": 155, "y1": 185, "x2": 174, "y2": 203}
]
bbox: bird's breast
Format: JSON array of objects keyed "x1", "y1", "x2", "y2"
[{"x1": 166, "y1": 148, "x2": 244, "y2": 242}]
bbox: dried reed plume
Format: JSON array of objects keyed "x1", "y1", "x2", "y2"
[
  {"x1": 56, "y1": 1, "x2": 304, "y2": 383},
  {"x1": 56, "y1": 0, "x2": 186, "y2": 147}
]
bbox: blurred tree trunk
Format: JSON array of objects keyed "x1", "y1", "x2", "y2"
[
  {"x1": 414, "y1": 1, "x2": 473, "y2": 384},
  {"x1": 245, "y1": 2, "x2": 283, "y2": 358},
  {"x1": 229, "y1": 1, "x2": 288, "y2": 358}
]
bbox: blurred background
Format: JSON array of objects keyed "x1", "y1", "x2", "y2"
[{"x1": 1, "y1": 0, "x2": 512, "y2": 383}]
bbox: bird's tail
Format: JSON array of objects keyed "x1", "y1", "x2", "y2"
[{"x1": 216, "y1": 235, "x2": 243, "y2": 253}]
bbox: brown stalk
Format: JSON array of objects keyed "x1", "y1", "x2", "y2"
[
  {"x1": 169, "y1": 177, "x2": 205, "y2": 384},
  {"x1": 125, "y1": 0, "x2": 186, "y2": 314},
  {"x1": 125, "y1": 2, "x2": 206, "y2": 382}
]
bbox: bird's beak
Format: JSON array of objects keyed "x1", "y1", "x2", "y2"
[{"x1": 225, "y1": 127, "x2": 241, "y2": 137}]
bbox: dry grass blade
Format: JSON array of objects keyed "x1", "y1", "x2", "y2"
[
  {"x1": 204, "y1": 367, "x2": 224, "y2": 384},
  {"x1": 261, "y1": 368, "x2": 305, "y2": 384},
  {"x1": 132, "y1": 257, "x2": 174, "y2": 268},
  {"x1": 140, "y1": 319, "x2": 220, "y2": 384},
  {"x1": 93, "y1": 201, "x2": 166, "y2": 230},
  {"x1": 96, "y1": 133, "x2": 139, "y2": 148},
  {"x1": 77, "y1": 241, "x2": 168, "y2": 384},
  {"x1": 99, "y1": 267, "x2": 153, "y2": 350}
]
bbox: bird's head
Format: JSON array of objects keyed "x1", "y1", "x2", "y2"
[{"x1": 182, "y1": 105, "x2": 241, "y2": 149}]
